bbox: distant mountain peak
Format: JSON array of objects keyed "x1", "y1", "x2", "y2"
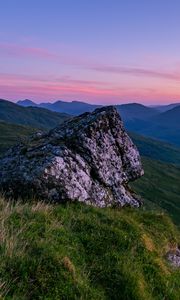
[{"x1": 17, "y1": 99, "x2": 37, "y2": 107}]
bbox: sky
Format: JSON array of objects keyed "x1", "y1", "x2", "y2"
[{"x1": 1, "y1": 0, "x2": 180, "y2": 105}]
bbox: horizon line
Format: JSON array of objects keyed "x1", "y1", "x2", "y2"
[{"x1": 1, "y1": 97, "x2": 180, "y2": 107}]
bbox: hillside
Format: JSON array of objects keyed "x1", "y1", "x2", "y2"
[
  {"x1": 129, "y1": 133, "x2": 180, "y2": 226},
  {"x1": 18, "y1": 100, "x2": 158, "y2": 120},
  {"x1": 129, "y1": 132, "x2": 180, "y2": 165},
  {"x1": 117, "y1": 103, "x2": 158, "y2": 121},
  {"x1": 126, "y1": 106, "x2": 180, "y2": 147},
  {"x1": 16, "y1": 99, "x2": 180, "y2": 146},
  {"x1": 132, "y1": 158, "x2": 180, "y2": 225},
  {"x1": 17, "y1": 99, "x2": 180, "y2": 146},
  {"x1": 133, "y1": 126, "x2": 180, "y2": 147},
  {"x1": 0, "y1": 195, "x2": 180, "y2": 300},
  {"x1": 153, "y1": 106, "x2": 180, "y2": 128},
  {"x1": 154, "y1": 103, "x2": 180, "y2": 112},
  {"x1": 138, "y1": 129, "x2": 180, "y2": 148},
  {"x1": 0, "y1": 99, "x2": 70, "y2": 130},
  {"x1": 18, "y1": 99, "x2": 101, "y2": 115},
  {"x1": 17, "y1": 99, "x2": 37, "y2": 107},
  {"x1": 0, "y1": 121, "x2": 36, "y2": 155}
]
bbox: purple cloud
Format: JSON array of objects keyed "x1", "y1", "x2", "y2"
[{"x1": 90, "y1": 65, "x2": 180, "y2": 81}]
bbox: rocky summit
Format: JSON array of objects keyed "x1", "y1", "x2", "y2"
[{"x1": 0, "y1": 106, "x2": 144, "y2": 207}]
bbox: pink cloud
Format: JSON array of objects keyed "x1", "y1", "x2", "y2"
[
  {"x1": 90, "y1": 65, "x2": 180, "y2": 82},
  {"x1": 0, "y1": 73, "x2": 109, "y2": 88},
  {"x1": 0, "y1": 72, "x2": 121, "y2": 103},
  {"x1": 1, "y1": 43, "x2": 180, "y2": 84},
  {"x1": 1, "y1": 77, "x2": 180, "y2": 105},
  {"x1": 0, "y1": 43, "x2": 94, "y2": 66},
  {"x1": 1, "y1": 43, "x2": 180, "y2": 104},
  {"x1": 0, "y1": 43, "x2": 58, "y2": 60}
]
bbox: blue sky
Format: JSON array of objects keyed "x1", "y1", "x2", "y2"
[{"x1": 1, "y1": 0, "x2": 180, "y2": 104}]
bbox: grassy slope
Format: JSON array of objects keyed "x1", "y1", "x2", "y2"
[
  {"x1": 129, "y1": 132, "x2": 180, "y2": 165},
  {"x1": 0, "y1": 196, "x2": 180, "y2": 300},
  {"x1": 0, "y1": 99, "x2": 70, "y2": 130},
  {"x1": 132, "y1": 158, "x2": 180, "y2": 225},
  {"x1": 129, "y1": 132, "x2": 180, "y2": 225},
  {"x1": 0, "y1": 122, "x2": 36, "y2": 155}
]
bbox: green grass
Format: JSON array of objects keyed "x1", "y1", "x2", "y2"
[
  {"x1": 0, "y1": 195, "x2": 180, "y2": 300},
  {"x1": 132, "y1": 157, "x2": 180, "y2": 225},
  {"x1": 0, "y1": 122, "x2": 36, "y2": 155}
]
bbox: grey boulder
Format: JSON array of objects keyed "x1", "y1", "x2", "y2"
[{"x1": 0, "y1": 106, "x2": 144, "y2": 207}]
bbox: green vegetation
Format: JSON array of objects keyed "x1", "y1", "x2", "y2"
[
  {"x1": 0, "y1": 99, "x2": 70, "y2": 130},
  {"x1": 130, "y1": 132, "x2": 180, "y2": 165},
  {"x1": 132, "y1": 158, "x2": 180, "y2": 226},
  {"x1": 0, "y1": 122, "x2": 35, "y2": 155},
  {"x1": 128, "y1": 132, "x2": 180, "y2": 225},
  {"x1": 0, "y1": 195, "x2": 180, "y2": 300}
]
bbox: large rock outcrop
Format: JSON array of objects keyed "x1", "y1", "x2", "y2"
[{"x1": 0, "y1": 106, "x2": 144, "y2": 207}]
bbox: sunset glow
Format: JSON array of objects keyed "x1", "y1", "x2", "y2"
[{"x1": 1, "y1": 0, "x2": 180, "y2": 104}]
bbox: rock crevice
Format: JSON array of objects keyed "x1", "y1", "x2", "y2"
[{"x1": 0, "y1": 106, "x2": 144, "y2": 207}]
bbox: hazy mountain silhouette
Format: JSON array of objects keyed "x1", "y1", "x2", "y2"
[
  {"x1": 17, "y1": 99, "x2": 101, "y2": 115},
  {"x1": 17, "y1": 99, "x2": 38, "y2": 107},
  {"x1": 154, "y1": 103, "x2": 180, "y2": 112},
  {"x1": 0, "y1": 99, "x2": 70, "y2": 130},
  {"x1": 15, "y1": 99, "x2": 180, "y2": 146}
]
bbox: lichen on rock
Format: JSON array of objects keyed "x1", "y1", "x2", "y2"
[{"x1": 0, "y1": 106, "x2": 144, "y2": 207}]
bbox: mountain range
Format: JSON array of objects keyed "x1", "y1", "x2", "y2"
[
  {"x1": 152, "y1": 102, "x2": 180, "y2": 112},
  {"x1": 17, "y1": 99, "x2": 101, "y2": 115},
  {"x1": 17, "y1": 99, "x2": 180, "y2": 146},
  {"x1": 0, "y1": 99, "x2": 70, "y2": 130}
]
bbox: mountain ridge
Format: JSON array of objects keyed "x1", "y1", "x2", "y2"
[
  {"x1": 1, "y1": 98, "x2": 179, "y2": 146},
  {"x1": 0, "y1": 99, "x2": 70, "y2": 130}
]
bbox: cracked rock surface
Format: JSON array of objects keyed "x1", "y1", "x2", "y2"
[{"x1": 0, "y1": 106, "x2": 144, "y2": 207}]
